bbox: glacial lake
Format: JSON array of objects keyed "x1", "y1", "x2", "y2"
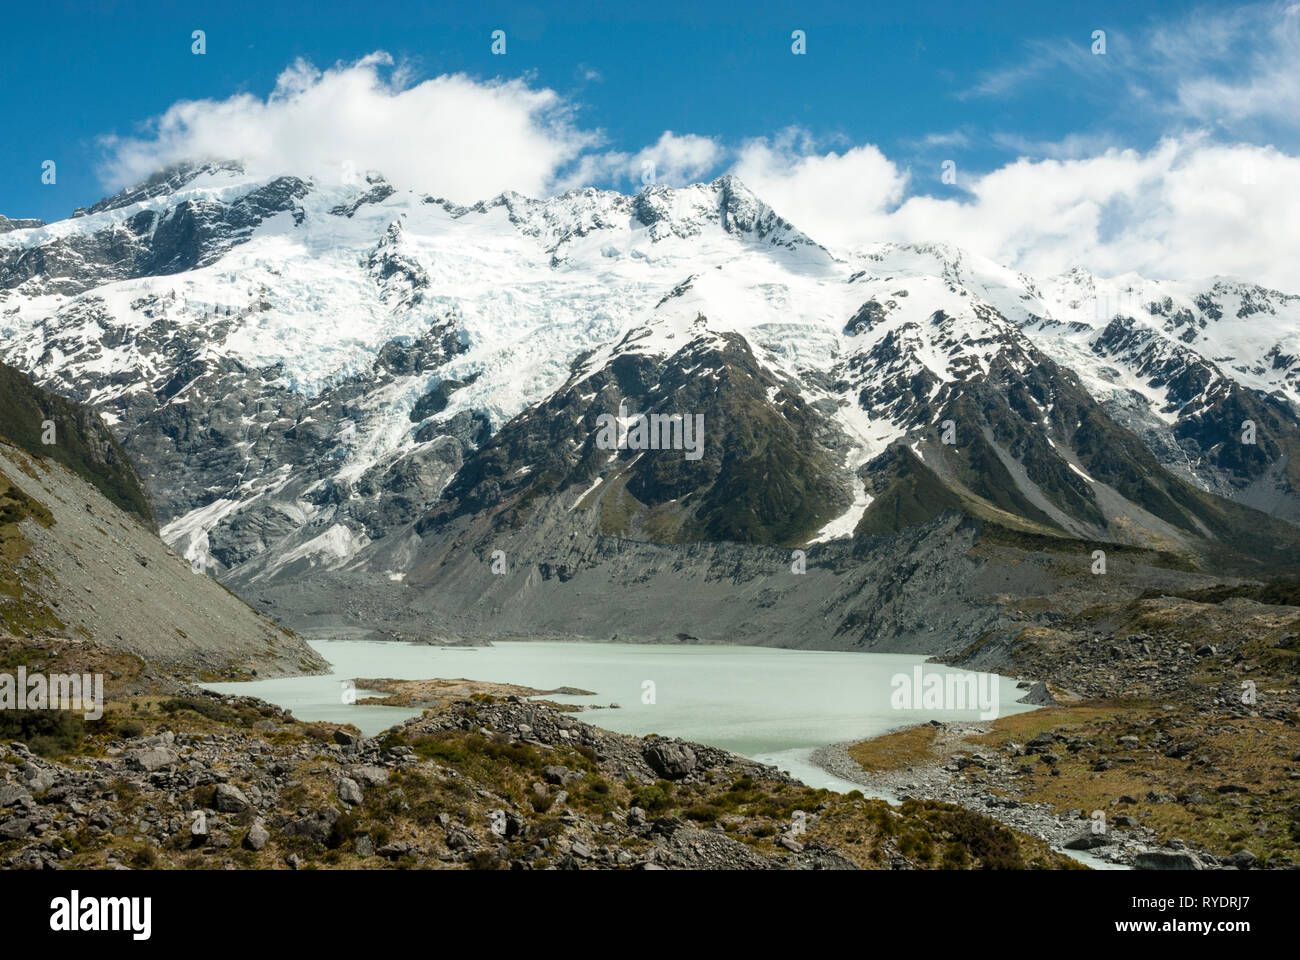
[{"x1": 204, "y1": 639, "x2": 1038, "y2": 794}]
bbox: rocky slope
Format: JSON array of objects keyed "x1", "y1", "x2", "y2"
[
  {"x1": 0, "y1": 639, "x2": 1074, "y2": 871},
  {"x1": 821, "y1": 587, "x2": 1300, "y2": 869},
  {"x1": 0, "y1": 362, "x2": 323, "y2": 676},
  {"x1": 0, "y1": 362, "x2": 152, "y2": 526}
]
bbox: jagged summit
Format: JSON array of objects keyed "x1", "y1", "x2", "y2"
[
  {"x1": 84, "y1": 160, "x2": 248, "y2": 216},
  {"x1": 0, "y1": 214, "x2": 46, "y2": 235},
  {"x1": 73, "y1": 162, "x2": 818, "y2": 253}
]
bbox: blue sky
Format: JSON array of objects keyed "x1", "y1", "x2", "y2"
[
  {"x1": 2, "y1": 0, "x2": 1286, "y2": 220},
  {"x1": 2, "y1": 0, "x2": 1297, "y2": 288}
]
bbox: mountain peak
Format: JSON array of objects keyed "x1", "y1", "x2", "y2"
[
  {"x1": 0, "y1": 214, "x2": 45, "y2": 235},
  {"x1": 88, "y1": 160, "x2": 248, "y2": 216}
]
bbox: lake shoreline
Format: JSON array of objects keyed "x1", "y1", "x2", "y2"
[
  {"x1": 204, "y1": 637, "x2": 1153, "y2": 866},
  {"x1": 810, "y1": 727, "x2": 1146, "y2": 870}
]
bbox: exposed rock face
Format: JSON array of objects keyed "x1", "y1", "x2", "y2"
[
  {"x1": 0, "y1": 363, "x2": 324, "y2": 676},
  {"x1": 0, "y1": 215, "x2": 44, "y2": 235},
  {"x1": 422, "y1": 326, "x2": 852, "y2": 546},
  {"x1": 0, "y1": 361, "x2": 153, "y2": 526},
  {"x1": 0, "y1": 164, "x2": 311, "y2": 296}
]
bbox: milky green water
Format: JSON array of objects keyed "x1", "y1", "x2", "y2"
[{"x1": 204, "y1": 639, "x2": 1037, "y2": 793}]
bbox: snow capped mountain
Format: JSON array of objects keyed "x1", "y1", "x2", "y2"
[
  {"x1": 0, "y1": 215, "x2": 45, "y2": 235},
  {"x1": 2, "y1": 161, "x2": 1299, "y2": 600}
]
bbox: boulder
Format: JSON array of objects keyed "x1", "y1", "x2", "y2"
[
  {"x1": 1024, "y1": 732, "x2": 1055, "y2": 754},
  {"x1": 644, "y1": 741, "x2": 697, "y2": 779},
  {"x1": 214, "y1": 783, "x2": 251, "y2": 813},
  {"x1": 0, "y1": 785, "x2": 32, "y2": 808},
  {"x1": 1134, "y1": 850, "x2": 1204, "y2": 870},
  {"x1": 346, "y1": 765, "x2": 389, "y2": 787},
  {"x1": 126, "y1": 747, "x2": 179, "y2": 773},
  {"x1": 243, "y1": 821, "x2": 269, "y2": 851},
  {"x1": 1222, "y1": 850, "x2": 1257, "y2": 870},
  {"x1": 0, "y1": 817, "x2": 32, "y2": 840},
  {"x1": 1016, "y1": 681, "x2": 1057, "y2": 706},
  {"x1": 336, "y1": 777, "x2": 363, "y2": 806},
  {"x1": 1064, "y1": 831, "x2": 1110, "y2": 850},
  {"x1": 542, "y1": 765, "x2": 575, "y2": 786}
]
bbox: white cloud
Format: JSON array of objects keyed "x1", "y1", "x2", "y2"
[
  {"x1": 1164, "y1": 2, "x2": 1300, "y2": 129},
  {"x1": 730, "y1": 130, "x2": 909, "y2": 248},
  {"x1": 915, "y1": 131, "x2": 972, "y2": 150},
  {"x1": 556, "y1": 131, "x2": 722, "y2": 191},
  {"x1": 988, "y1": 131, "x2": 1123, "y2": 161},
  {"x1": 100, "y1": 53, "x2": 722, "y2": 203},
  {"x1": 93, "y1": 50, "x2": 1300, "y2": 291},
  {"x1": 99, "y1": 52, "x2": 599, "y2": 203},
  {"x1": 960, "y1": 2, "x2": 1300, "y2": 137},
  {"x1": 960, "y1": 37, "x2": 1102, "y2": 101},
  {"x1": 735, "y1": 133, "x2": 1300, "y2": 291}
]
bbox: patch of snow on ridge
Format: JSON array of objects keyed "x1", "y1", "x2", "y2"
[
  {"x1": 1067, "y1": 461, "x2": 1096, "y2": 483},
  {"x1": 161, "y1": 497, "x2": 244, "y2": 571},
  {"x1": 570, "y1": 475, "x2": 605, "y2": 510},
  {"x1": 253, "y1": 524, "x2": 371, "y2": 581},
  {"x1": 809, "y1": 473, "x2": 873, "y2": 543}
]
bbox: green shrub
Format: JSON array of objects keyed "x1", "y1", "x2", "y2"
[
  {"x1": 129, "y1": 846, "x2": 158, "y2": 869},
  {"x1": 329, "y1": 812, "x2": 358, "y2": 849},
  {"x1": 683, "y1": 804, "x2": 721, "y2": 823},
  {"x1": 930, "y1": 807, "x2": 1025, "y2": 870},
  {"x1": 411, "y1": 734, "x2": 469, "y2": 764},
  {"x1": 469, "y1": 850, "x2": 504, "y2": 870},
  {"x1": 629, "y1": 780, "x2": 676, "y2": 813},
  {"x1": 160, "y1": 697, "x2": 240, "y2": 725},
  {"x1": 0, "y1": 709, "x2": 84, "y2": 757}
]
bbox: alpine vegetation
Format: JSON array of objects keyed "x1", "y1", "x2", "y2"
[{"x1": 594, "y1": 404, "x2": 705, "y2": 461}]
